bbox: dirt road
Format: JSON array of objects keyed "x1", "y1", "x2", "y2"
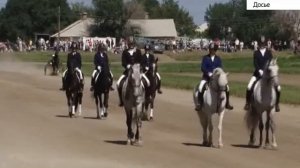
[{"x1": 0, "y1": 62, "x2": 299, "y2": 168}]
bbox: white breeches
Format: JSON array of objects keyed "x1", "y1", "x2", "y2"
[
  {"x1": 156, "y1": 72, "x2": 161, "y2": 80},
  {"x1": 198, "y1": 80, "x2": 207, "y2": 92},
  {"x1": 117, "y1": 75, "x2": 126, "y2": 87},
  {"x1": 142, "y1": 74, "x2": 150, "y2": 87},
  {"x1": 75, "y1": 68, "x2": 83, "y2": 80},
  {"x1": 247, "y1": 76, "x2": 257, "y2": 90}
]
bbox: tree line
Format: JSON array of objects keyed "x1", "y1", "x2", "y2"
[
  {"x1": 205, "y1": 0, "x2": 299, "y2": 43},
  {"x1": 0, "y1": 0, "x2": 197, "y2": 41}
]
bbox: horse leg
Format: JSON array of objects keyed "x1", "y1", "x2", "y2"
[
  {"x1": 199, "y1": 112, "x2": 208, "y2": 146},
  {"x1": 208, "y1": 115, "x2": 213, "y2": 147},
  {"x1": 259, "y1": 114, "x2": 264, "y2": 147},
  {"x1": 264, "y1": 111, "x2": 271, "y2": 148},
  {"x1": 270, "y1": 110, "x2": 278, "y2": 148},
  {"x1": 149, "y1": 96, "x2": 154, "y2": 121},
  {"x1": 67, "y1": 93, "x2": 72, "y2": 117},
  {"x1": 135, "y1": 103, "x2": 143, "y2": 145},
  {"x1": 126, "y1": 110, "x2": 134, "y2": 144},
  {"x1": 99, "y1": 94, "x2": 104, "y2": 118},
  {"x1": 104, "y1": 92, "x2": 109, "y2": 117},
  {"x1": 95, "y1": 95, "x2": 100, "y2": 119},
  {"x1": 78, "y1": 92, "x2": 82, "y2": 116},
  {"x1": 218, "y1": 110, "x2": 225, "y2": 148}
]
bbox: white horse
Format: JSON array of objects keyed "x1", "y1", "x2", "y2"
[
  {"x1": 193, "y1": 68, "x2": 229, "y2": 148},
  {"x1": 245, "y1": 58, "x2": 279, "y2": 149},
  {"x1": 122, "y1": 63, "x2": 145, "y2": 146}
]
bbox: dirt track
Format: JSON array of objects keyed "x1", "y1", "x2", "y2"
[{"x1": 0, "y1": 62, "x2": 300, "y2": 168}]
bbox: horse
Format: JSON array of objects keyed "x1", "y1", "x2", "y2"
[
  {"x1": 142, "y1": 58, "x2": 159, "y2": 121},
  {"x1": 93, "y1": 66, "x2": 111, "y2": 119},
  {"x1": 65, "y1": 63, "x2": 83, "y2": 118},
  {"x1": 245, "y1": 58, "x2": 279, "y2": 149},
  {"x1": 122, "y1": 63, "x2": 145, "y2": 146},
  {"x1": 193, "y1": 68, "x2": 229, "y2": 148}
]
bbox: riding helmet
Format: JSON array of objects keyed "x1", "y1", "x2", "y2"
[{"x1": 209, "y1": 42, "x2": 218, "y2": 51}]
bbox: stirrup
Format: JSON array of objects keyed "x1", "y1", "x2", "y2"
[{"x1": 244, "y1": 103, "x2": 250, "y2": 110}]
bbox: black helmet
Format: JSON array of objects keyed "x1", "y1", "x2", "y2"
[
  {"x1": 209, "y1": 42, "x2": 218, "y2": 51},
  {"x1": 71, "y1": 42, "x2": 78, "y2": 50},
  {"x1": 144, "y1": 44, "x2": 151, "y2": 51},
  {"x1": 98, "y1": 43, "x2": 106, "y2": 52}
]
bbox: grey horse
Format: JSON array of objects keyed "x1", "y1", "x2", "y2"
[
  {"x1": 245, "y1": 58, "x2": 279, "y2": 149},
  {"x1": 193, "y1": 68, "x2": 229, "y2": 148},
  {"x1": 122, "y1": 63, "x2": 145, "y2": 146}
]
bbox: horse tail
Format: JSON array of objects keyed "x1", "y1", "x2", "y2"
[{"x1": 244, "y1": 106, "x2": 259, "y2": 131}]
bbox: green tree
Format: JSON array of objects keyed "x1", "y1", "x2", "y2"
[
  {"x1": 70, "y1": 2, "x2": 95, "y2": 19},
  {"x1": 0, "y1": 0, "x2": 75, "y2": 41},
  {"x1": 205, "y1": 0, "x2": 276, "y2": 42},
  {"x1": 92, "y1": 0, "x2": 146, "y2": 38},
  {"x1": 151, "y1": 0, "x2": 196, "y2": 36}
]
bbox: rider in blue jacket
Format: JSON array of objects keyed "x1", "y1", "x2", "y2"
[
  {"x1": 196, "y1": 43, "x2": 233, "y2": 111},
  {"x1": 90, "y1": 44, "x2": 114, "y2": 91}
]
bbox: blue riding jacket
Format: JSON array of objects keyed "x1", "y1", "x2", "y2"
[
  {"x1": 253, "y1": 49, "x2": 273, "y2": 77},
  {"x1": 201, "y1": 54, "x2": 222, "y2": 80},
  {"x1": 94, "y1": 51, "x2": 109, "y2": 73}
]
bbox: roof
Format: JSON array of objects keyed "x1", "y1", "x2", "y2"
[
  {"x1": 51, "y1": 18, "x2": 177, "y2": 38},
  {"x1": 128, "y1": 19, "x2": 177, "y2": 38},
  {"x1": 195, "y1": 22, "x2": 208, "y2": 33},
  {"x1": 51, "y1": 18, "x2": 94, "y2": 38}
]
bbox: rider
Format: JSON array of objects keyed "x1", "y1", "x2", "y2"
[
  {"x1": 195, "y1": 42, "x2": 234, "y2": 111},
  {"x1": 141, "y1": 44, "x2": 162, "y2": 94},
  {"x1": 51, "y1": 49, "x2": 60, "y2": 73},
  {"x1": 90, "y1": 44, "x2": 114, "y2": 91},
  {"x1": 244, "y1": 40, "x2": 281, "y2": 112},
  {"x1": 116, "y1": 39, "x2": 142, "y2": 107},
  {"x1": 60, "y1": 41, "x2": 84, "y2": 91}
]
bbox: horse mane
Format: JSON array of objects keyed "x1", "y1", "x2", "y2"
[{"x1": 213, "y1": 67, "x2": 224, "y2": 75}]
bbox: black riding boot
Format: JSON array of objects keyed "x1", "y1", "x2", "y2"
[
  {"x1": 109, "y1": 75, "x2": 114, "y2": 91},
  {"x1": 195, "y1": 91, "x2": 204, "y2": 111},
  {"x1": 275, "y1": 89, "x2": 281, "y2": 112},
  {"x1": 244, "y1": 90, "x2": 252, "y2": 110},
  {"x1": 59, "y1": 77, "x2": 66, "y2": 91},
  {"x1": 157, "y1": 78, "x2": 162, "y2": 94},
  {"x1": 118, "y1": 80, "x2": 124, "y2": 107},
  {"x1": 90, "y1": 77, "x2": 95, "y2": 91},
  {"x1": 225, "y1": 91, "x2": 234, "y2": 110}
]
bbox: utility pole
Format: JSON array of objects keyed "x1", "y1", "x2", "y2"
[{"x1": 58, "y1": 6, "x2": 61, "y2": 42}]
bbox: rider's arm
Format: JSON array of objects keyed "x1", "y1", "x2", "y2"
[
  {"x1": 121, "y1": 51, "x2": 127, "y2": 68},
  {"x1": 201, "y1": 56, "x2": 209, "y2": 76}
]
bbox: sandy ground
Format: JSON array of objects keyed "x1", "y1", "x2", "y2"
[{"x1": 0, "y1": 61, "x2": 300, "y2": 168}]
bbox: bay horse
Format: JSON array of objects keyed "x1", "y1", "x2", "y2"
[
  {"x1": 142, "y1": 58, "x2": 159, "y2": 121},
  {"x1": 93, "y1": 66, "x2": 111, "y2": 119},
  {"x1": 65, "y1": 63, "x2": 83, "y2": 118}
]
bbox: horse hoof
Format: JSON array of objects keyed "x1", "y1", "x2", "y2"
[
  {"x1": 104, "y1": 113, "x2": 108, "y2": 118},
  {"x1": 133, "y1": 140, "x2": 143, "y2": 146},
  {"x1": 149, "y1": 117, "x2": 153, "y2": 121},
  {"x1": 127, "y1": 139, "x2": 131, "y2": 145},
  {"x1": 264, "y1": 144, "x2": 271, "y2": 150},
  {"x1": 218, "y1": 144, "x2": 224, "y2": 148},
  {"x1": 271, "y1": 143, "x2": 278, "y2": 150},
  {"x1": 202, "y1": 141, "x2": 208, "y2": 146}
]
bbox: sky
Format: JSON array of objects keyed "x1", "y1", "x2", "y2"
[{"x1": 0, "y1": 0, "x2": 230, "y2": 25}]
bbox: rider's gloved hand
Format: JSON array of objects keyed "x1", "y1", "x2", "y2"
[
  {"x1": 126, "y1": 64, "x2": 131, "y2": 69},
  {"x1": 259, "y1": 70, "x2": 263, "y2": 76},
  {"x1": 208, "y1": 72, "x2": 213, "y2": 77},
  {"x1": 97, "y1": 66, "x2": 101, "y2": 71},
  {"x1": 145, "y1": 66, "x2": 149, "y2": 71}
]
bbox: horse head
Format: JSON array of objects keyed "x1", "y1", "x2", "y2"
[
  {"x1": 211, "y1": 68, "x2": 228, "y2": 92},
  {"x1": 263, "y1": 58, "x2": 279, "y2": 85},
  {"x1": 129, "y1": 64, "x2": 143, "y2": 97}
]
